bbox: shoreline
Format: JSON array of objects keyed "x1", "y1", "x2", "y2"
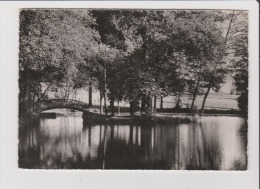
[
  {"x1": 19, "y1": 110, "x2": 247, "y2": 127},
  {"x1": 82, "y1": 115, "x2": 196, "y2": 125}
]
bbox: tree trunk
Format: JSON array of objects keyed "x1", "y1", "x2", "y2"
[
  {"x1": 89, "y1": 81, "x2": 92, "y2": 106},
  {"x1": 32, "y1": 92, "x2": 36, "y2": 111},
  {"x1": 117, "y1": 101, "x2": 120, "y2": 115},
  {"x1": 100, "y1": 91, "x2": 103, "y2": 114},
  {"x1": 141, "y1": 93, "x2": 152, "y2": 115},
  {"x1": 27, "y1": 84, "x2": 33, "y2": 113},
  {"x1": 110, "y1": 95, "x2": 115, "y2": 116},
  {"x1": 19, "y1": 84, "x2": 25, "y2": 117},
  {"x1": 141, "y1": 94, "x2": 153, "y2": 114},
  {"x1": 19, "y1": 94, "x2": 24, "y2": 117},
  {"x1": 104, "y1": 95, "x2": 108, "y2": 115},
  {"x1": 130, "y1": 101, "x2": 134, "y2": 117},
  {"x1": 141, "y1": 94, "x2": 146, "y2": 113},
  {"x1": 104, "y1": 63, "x2": 108, "y2": 115},
  {"x1": 191, "y1": 75, "x2": 200, "y2": 110},
  {"x1": 175, "y1": 92, "x2": 181, "y2": 109},
  {"x1": 153, "y1": 96, "x2": 157, "y2": 112},
  {"x1": 201, "y1": 77, "x2": 213, "y2": 115},
  {"x1": 36, "y1": 82, "x2": 53, "y2": 104},
  {"x1": 147, "y1": 95, "x2": 152, "y2": 111},
  {"x1": 160, "y1": 96, "x2": 163, "y2": 109}
]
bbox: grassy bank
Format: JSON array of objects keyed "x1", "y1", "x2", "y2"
[
  {"x1": 91, "y1": 104, "x2": 245, "y2": 115},
  {"x1": 156, "y1": 108, "x2": 245, "y2": 115},
  {"x1": 83, "y1": 114, "x2": 196, "y2": 126}
]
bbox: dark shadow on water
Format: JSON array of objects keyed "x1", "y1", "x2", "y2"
[{"x1": 18, "y1": 116, "x2": 248, "y2": 170}]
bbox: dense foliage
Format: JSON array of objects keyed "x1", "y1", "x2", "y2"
[{"x1": 19, "y1": 9, "x2": 248, "y2": 118}]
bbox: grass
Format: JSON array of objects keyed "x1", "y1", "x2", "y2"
[
  {"x1": 156, "y1": 108, "x2": 244, "y2": 115},
  {"x1": 161, "y1": 94, "x2": 239, "y2": 110},
  {"x1": 83, "y1": 113, "x2": 195, "y2": 126}
]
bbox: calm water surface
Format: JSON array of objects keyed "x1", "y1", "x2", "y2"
[{"x1": 19, "y1": 114, "x2": 247, "y2": 170}]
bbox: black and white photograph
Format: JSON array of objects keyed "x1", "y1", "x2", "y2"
[
  {"x1": 0, "y1": 1, "x2": 259, "y2": 189},
  {"x1": 18, "y1": 8, "x2": 249, "y2": 170}
]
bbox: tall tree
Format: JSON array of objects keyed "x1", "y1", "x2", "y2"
[
  {"x1": 164, "y1": 10, "x2": 225, "y2": 111},
  {"x1": 223, "y1": 11, "x2": 248, "y2": 112},
  {"x1": 19, "y1": 9, "x2": 100, "y2": 117}
]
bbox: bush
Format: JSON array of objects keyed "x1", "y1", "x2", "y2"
[{"x1": 238, "y1": 90, "x2": 248, "y2": 113}]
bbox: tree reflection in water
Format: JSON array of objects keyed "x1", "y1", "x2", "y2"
[{"x1": 19, "y1": 116, "x2": 247, "y2": 170}]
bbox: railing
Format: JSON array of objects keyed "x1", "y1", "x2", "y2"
[
  {"x1": 39, "y1": 99, "x2": 90, "y2": 111},
  {"x1": 43, "y1": 99, "x2": 89, "y2": 104}
]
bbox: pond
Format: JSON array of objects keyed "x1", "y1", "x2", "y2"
[{"x1": 18, "y1": 113, "x2": 247, "y2": 170}]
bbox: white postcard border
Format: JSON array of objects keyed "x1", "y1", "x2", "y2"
[{"x1": 0, "y1": 1, "x2": 258, "y2": 189}]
